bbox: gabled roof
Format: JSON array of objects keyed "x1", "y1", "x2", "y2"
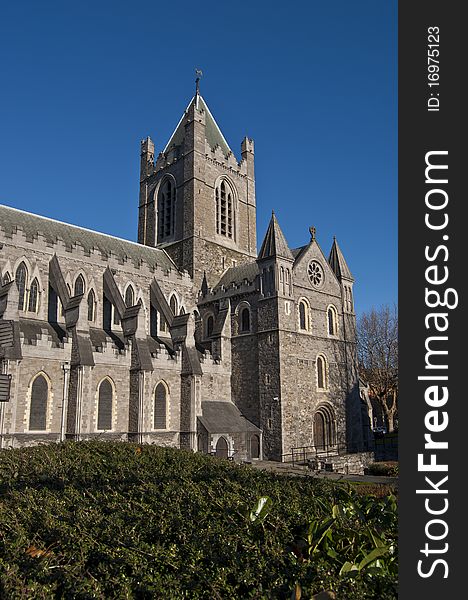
[
  {"x1": 163, "y1": 94, "x2": 233, "y2": 157},
  {"x1": 215, "y1": 262, "x2": 259, "y2": 289},
  {"x1": 198, "y1": 401, "x2": 260, "y2": 434},
  {"x1": 328, "y1": 237, "x2": 354, "y2": 281},
  {"x1": 257, "y1": 212, "x2": 294, "y2": 261},
  {"x1": 0, "y1": 204, "x2": 176, "y2": 271}
]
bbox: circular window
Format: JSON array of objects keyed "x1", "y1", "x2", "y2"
[{"x1": 308, "y1": 261, "x2": 324, "y2": 287}]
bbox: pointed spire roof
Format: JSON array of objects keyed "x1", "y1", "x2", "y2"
[
  {"x1": 200, "y1": 271, "x2": 209, "y2": 296},
  {"x1": 258, "y1": 212, "x2": 294, "y2": 261},
  {"x1": 163, "y1": 94, "x2": 233, "y2": 157},
  {"x1": 328, "y1": 237, "x2": 354, "y2": 281}
]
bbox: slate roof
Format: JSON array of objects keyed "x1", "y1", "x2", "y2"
[
  {"x1": 258, "y1": 212, "x2": 294, "y2": 261},
  {"x1": 0, "y1": 204, "x2": 176, "y2": 271},
  {"x1": 328, "y1": 237, "x2": 354, "y2": 281},
  {"x1": 163, "y1": 95, "x2": 233, "y2": 157},
  {"x1": 291, "y1": 245, "x2": 307, "y2": 261},
  {"x1": 198, "y1": 401, "x2": 260, "y2": 433},
  {"x1": 19, "y1": 319, "x2": 68, "y2": 348},
  {"x1": 215, "y1": 262, "x2": 260, "y2": 289}
]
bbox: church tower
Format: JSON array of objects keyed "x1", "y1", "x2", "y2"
[{"x1": 138, "y1": 79, "x2": 257, "y2": 290}]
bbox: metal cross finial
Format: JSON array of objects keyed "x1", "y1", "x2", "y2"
[{"x1": 309, "y1": 226, "x2": 316, "y2": 241}]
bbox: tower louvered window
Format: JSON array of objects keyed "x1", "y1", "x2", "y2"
[
  {"x1": 216, "y1": 180, "x2": 234, "y2": 239},
  {"x1": 158, "y1": 178, "x2": 175, "y2": 241},
  {"x1": 154, "y1": 382, "x2": 167, "y2": 429}
]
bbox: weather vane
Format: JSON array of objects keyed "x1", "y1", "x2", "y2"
[{"x1": 195, "y1": 68, "x2": 203, "y2": 95}]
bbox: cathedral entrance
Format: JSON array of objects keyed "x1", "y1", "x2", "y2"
[
  {"x1": 313, "y1": 406, "x2": 336, "y2": 452},
  {"x1": 215, "y1": 436, "x2": 229, "y2": 459},
  {"x1": 314, "y1": 413, "x2": 326, "y2": 451}
]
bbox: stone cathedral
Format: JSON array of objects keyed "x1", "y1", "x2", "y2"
[{"x1": 0, "y1": 84, "x2": 367, "y2": 462}]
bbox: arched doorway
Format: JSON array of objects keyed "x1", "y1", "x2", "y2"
[
  {"x1": 314, "y1": 412, "x2": 326, "y2": 450},
  {"x1": 313, "y1": 406, "x2": 336, "y2": 452},
  {"x1": 215, "y1": 436, "x2": 229, "y2": 459},
  {"x1": 250, "y1": 434, "x2": 260, "y2": 459}
]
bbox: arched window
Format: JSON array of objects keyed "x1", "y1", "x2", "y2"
[
  {"x1": 206, "y1": 315, "x2": 214, "y2": 338},
  {"x1": 29, "y1": 374, "x2": 48, "y2": 431},
  {"x1": 215, "y1": 179, "x2": 235, "y2": 239},
  {"x1": 28, "y1": 278, "x2": 39, "y2": 313},
  {"x1": 97, "y1": 379, "x2": 113, "y2": 430},
  {"x1": 154, "y1": 382, "x2": 167, "y2": 429},
  {"x1": 327, "y1": 305, "x2": 338, "y2": 336},
  {"x1": 74, "y1": 274, "x2": 85, "y2": 296},
  {"x1": 87, "y1": 290, "x2": 95, "y2": 322},
  {"x1": 240, "y1": 307, "x2": 251, "y2": 332},
  {"x1": 125, "y1": 285, "x2": 134, "y2": 308},
  {"x1": 298, "y1": 299, "x2": 310, "y2": 332},
  {"x1": 15, "y1": 262, "x2": 28, "y2": 311},
  {"x1": 169, "y1": 294, "x2": 178, "y2": 316},
  {"x1": 2, "y1": 272, "x2": 11, "y2": 284},
  {"x1": 316, "y1": 355, "x2": 329, "y2": 390},
  {"x1": 157, "y1": 178, "x2": 175, "y2": 241}
]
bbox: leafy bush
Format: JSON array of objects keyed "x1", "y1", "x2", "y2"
[
  {"x1": 366, "y1": 462, "x2": 399, "y2": 477},
  {"x1": 0, "y1": 442, "x2": 397, "y2": 598}
]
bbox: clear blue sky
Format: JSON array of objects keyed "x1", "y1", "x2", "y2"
[{"x1": 0, "y1": 0, "x2": 397, "y2": 316}]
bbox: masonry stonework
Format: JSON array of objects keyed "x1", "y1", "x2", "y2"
[{"x1": 0, "y1": 85, "x2": 369, "y2": 464}]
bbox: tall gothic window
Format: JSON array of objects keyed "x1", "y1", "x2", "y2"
[
  {"x1": 74, "y1": 274, "x2": 85, "y2": 296},
  {"x1": 28, "y1": 278, "x2": 39, "y2": 313},
  {"x1": 125, "y1": 285, "x2": 135, "y2": 308},
  {"x1": 29, "y1": 374, "x2": 48, "y2": 431},
  {"x1": 16, "y1": 262, "x2": 27, "y2": 311},
  {"x1": 280, "y1": 267, "x2": 285, "y2": 295},
  {"x1": 87, "y1": 290, "x2": 95, "y2": 322},
  {"x1": 154, "y1": 382, "x2": 167, "y2": 429},
  {"x1": 327, "y1": 306, "x2": 338, "y2": 336},
  {"x1": 157, "y1": 178, "x2": 175, "y2": 241},
  {"x1": 285, "y1": 268, "x2": 291, "y2": 296},
  {"x1": 169, "y1": 294, "x2": 178, "y2": 316},
  {"x1": 240, "y1": 307, "x2": 251, "y2": 332},
  {"x1": 97, "y1": 379, "x2": 113, "y2": 430},
  {"x1": 206, "y1": 315, "x2": 214, "y2": 338},
  {"x1": 298, "y1": 299, "x2": 310, "y2": 332},
  {"x1": 215, "y1": 179, "x2": 234, "y2": 239}
]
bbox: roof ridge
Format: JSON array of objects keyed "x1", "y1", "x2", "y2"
[{"x1": 0, "y1": 203, "x2": 156, "y2": 251}]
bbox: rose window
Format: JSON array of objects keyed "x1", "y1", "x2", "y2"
[{"x1": 308, "y1": 261, "x2": 324, "y2": 287}]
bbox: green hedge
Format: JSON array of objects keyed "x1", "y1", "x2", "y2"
[
  {"x1": 0, "y1": 442, "x2": 397, "y2": 598},
  {"x1": 366, "y1": 462, "x2": 399, "y2": 477}
]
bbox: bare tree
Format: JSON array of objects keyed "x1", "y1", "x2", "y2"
[{"x1": 357, "y1": 304, "x2": 398, "y2": 432}]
